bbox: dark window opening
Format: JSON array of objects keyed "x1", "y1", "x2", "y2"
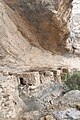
[
  {"x1": 28, "y1": 83, "x2": 32, "y2": 86},
  {"x1": 20, "y1": 77, "x2": 26, "y2": 85},
  {"x1": 57, "y1": 68, "x2": 61, "y2": 70}
]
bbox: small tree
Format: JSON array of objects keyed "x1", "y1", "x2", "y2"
[{"x1": 65, "y1": 71, "x2": 80, "y2": 90}]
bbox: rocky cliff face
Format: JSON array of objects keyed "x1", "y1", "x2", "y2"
[
  {"x1": 3, "y1": 0, "x2": 72, "y2": 53},
  {"x1": 1, "y1": 0, "x2": 80, "y2": 120},
  {"x1": 70, "y1": 0, "x2": 80, "y2": 53},
  {"x1": 1, "y1": 0, "x2": 77, "y2": 73}
]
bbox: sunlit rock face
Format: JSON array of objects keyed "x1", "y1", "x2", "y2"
[
  {"x1": 70, "y1": 0, "x2": 80, "y2": 52},
  {"x1": 3, "y1": 0, "x2": 73, "y2": 53}
]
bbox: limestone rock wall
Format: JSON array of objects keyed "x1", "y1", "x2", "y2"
[
  {"x1": 70, "y1": 0, "x2": 80, "y2": 53},
  {"x1": 0, "y1": 0, "x2": 78, "y2": 73},
  {"x1": 3, "y1": 0, "x2": 73, "y2": 53}
]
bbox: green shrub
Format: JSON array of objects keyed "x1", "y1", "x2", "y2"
[{"x1": 65, "y1": 71, "x2": 80, "y2": 90}]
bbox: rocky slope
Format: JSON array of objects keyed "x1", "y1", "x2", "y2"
[
  {"x1": 0, "y1": 0, "x2": 80, "y2": 73},
  {"x1": 3, "y1": 0, "x2": 72, "y2": 53},
  {"x1": 0, "y1": 0, "x2": 80, "y2": 120}
]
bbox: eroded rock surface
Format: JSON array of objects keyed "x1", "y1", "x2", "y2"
[
  {"x1": 70, "y1": 0, "x2": 80, "y2": 53},
  {"x1": 3, "y1": 0, "x2": 72, "y2": 53},
  {"x1": 0, "y1": 0, "x2": 80, "y2": 72},
  {"x1": 1, "y1": 0, "x2": 80, "y2": 120}
]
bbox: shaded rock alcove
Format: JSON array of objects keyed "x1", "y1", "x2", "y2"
[{"x1": 3, "y1": 0, "x2": 73, "y2": 53}]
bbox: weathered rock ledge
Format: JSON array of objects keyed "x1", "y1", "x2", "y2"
[{"x1": 3, "y1": 0, "x2": 73, "y2": 53}]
